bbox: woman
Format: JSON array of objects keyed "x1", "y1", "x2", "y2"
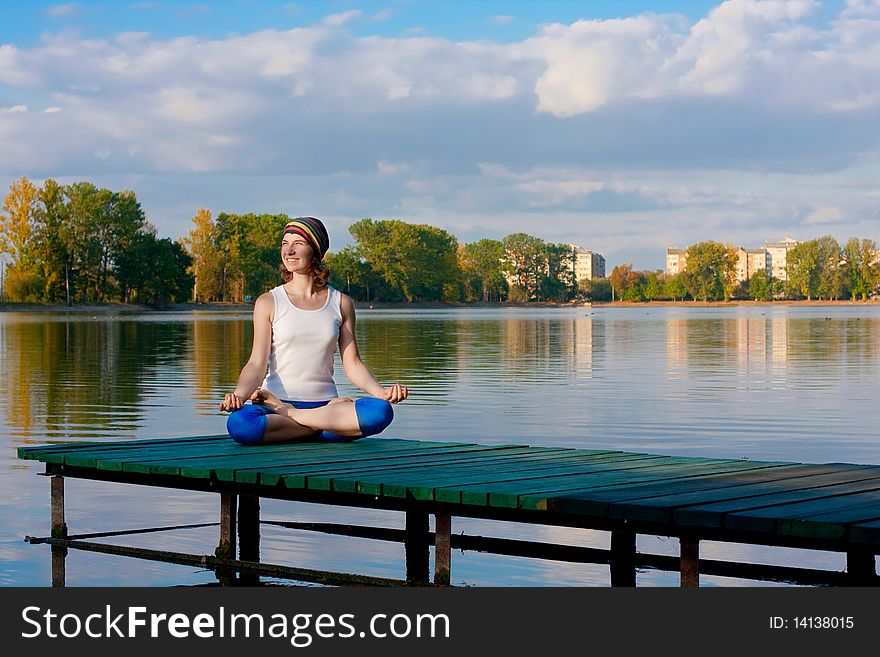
[{"x1": 219, "y1": 216, "x2": 407, "y2": 444}]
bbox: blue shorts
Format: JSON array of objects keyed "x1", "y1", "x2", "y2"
[{"x1": 226, "y1": 398, "x2": 394, "y2": 446}]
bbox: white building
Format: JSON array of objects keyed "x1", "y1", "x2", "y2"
[
  {"x1": 763, "y1": 237, "x2": 799, "y2": 281},
  {"x1": 666, "y1": 248, "x2": 688, "y2": 276},
  {"x1": 570, "y1": 245, "x2": 606, "y2": 281}
]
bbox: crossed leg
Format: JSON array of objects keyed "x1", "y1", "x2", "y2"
[{"x1": 256, "y1": 392, "x2": 362, "y2": 444}]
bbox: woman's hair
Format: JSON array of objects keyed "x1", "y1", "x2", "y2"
[{"x1": 279, "y1": 258, "x2": 330, "y2": 287}]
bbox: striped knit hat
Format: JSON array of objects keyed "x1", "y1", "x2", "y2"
[{"x1": 282, "y1": 216, "x2": 330, "y2": 260}]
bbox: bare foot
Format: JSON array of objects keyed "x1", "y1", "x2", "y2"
[{"x1": 251, "y1": 388, "x2": 287, "y2": 412}]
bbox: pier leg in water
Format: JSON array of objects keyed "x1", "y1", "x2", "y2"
[
  {"x1": 238, "y1": 496, "x2": 261, "y2": 586},
  {"x1": 680, "y1": 536, "x2": 699, "y2": 587},
  {"x1": 216, "y1": 493, "x2": 237, "y2": 585},
  {"x1": 405, "y1": 510, "x2": 430, "y2": 585},
  {"x1": 610, "y1": 529, "x2": 636, "y2": 587},
  {"x1": 434, "y1": 514, "x2": 451, "y2": 586},
  {"x1": 51, "y1": 475, "x2": 67, "y2": 588}
]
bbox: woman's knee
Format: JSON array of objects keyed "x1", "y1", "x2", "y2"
[
  {"x1": 354, "y1": 397, "x2": 394, "y2": 437},
  {"x1": 226, "y1": 404, "x2": 272, "y2": 445}
]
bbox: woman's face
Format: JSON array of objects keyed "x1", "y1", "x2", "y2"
[{"x1": 281, "y1": 233, "x2": 315, "y2": 274}]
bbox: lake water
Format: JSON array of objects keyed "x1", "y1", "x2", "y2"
[{"x1": 2, "y1": 305, "x2": 879, "y2": 587}]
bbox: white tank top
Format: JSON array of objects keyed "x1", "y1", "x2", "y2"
[{"x1": 262, "y1": 285, "x2": 342, "y2": 401}]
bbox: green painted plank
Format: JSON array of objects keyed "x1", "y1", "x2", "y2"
[
  {"x1": 31, "y1": 436, "x2": 235, "y2": 465},
  {"x1": 17, "y1": 435, "x2": 229, "y2": 459},
  {"x1": 849, "y1": 518, "x2": 880, "y2": 545},
  {"x1": 439, "y1": 456, "x2": 734, "y2": 507},
  {"x1": 323, "y1": 449, "x2": 626, "y2": 496},
  {"x1": 542, "y1": 464, "x2": 870, "y2": 513},
  {"x1": 677, "y1": 482, "x2": 880, "y2": 533},
  {"x1": 531, "y1": 462, "x2": 825, "y2": 512},
  {"x1": 150, "y1": 440, "x2": 487, "y2": 479},
  {"x1": 343, "y1": 452, "x2": 663, "y2": 501},
  {"x1": 60, "y1": 436, "x2": 361, "y2": 468},
  {"x1": 242, "y1": 446, "x2": 576, "y2": 486},
  {"x1": 613, "y1": 468, "x2": 880, "y2": 525},
  {"x1": 74, "y1": 437, "x2": 453, "y2": 470},
  {"x1": 485, "y1": 460, "x2": 782, "y2": 509},
  {"x1": 435, "y1": 455, "x2": 681, "y2": 505},
  {"x1": 223, "y1": 445, "x2": 549, "y2": 484},
  {"x1": 784, "y1": 504, "x2": 880, "y2": 541},
  {"x1": 347, "y1": 450, "x2": 630, "y2": 498},
  {"x1": 722, "y1": 489, "x2": 880, "y2": 538},
  {"x1": 134, "y1": 440, "x2": 480, "y2": 478},
  {"x1": 296, "y1": 445, "x2": 532, "y2": 492}
]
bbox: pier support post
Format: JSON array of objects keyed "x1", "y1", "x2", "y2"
[
  {"x1": 846, "y1": 548, "x2": 876, "y2": 585},
  {"x1": 216, "y1": 493, "x2": 237, "y2": 585},
  {"x1": 238, "y1": 495, "x2": 261, "y2": 586},
  {"x1": 404, "y1": 509, "x2": 430, "y2": 585},
  {"x1": 50, "y1": 475, "x2": 67, "y2": 588},
  {"x1": 680, "y1": 536, "x2": 699, "y2": 587},
  {"x1": 434, "y1": 514, "x2": 451, "y2": 586},
  {"x1": 610, "y1": 529, "x2": 636, "y2": 587}
]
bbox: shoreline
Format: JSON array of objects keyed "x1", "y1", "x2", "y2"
[{"x1": 1, "y1": 298, "x2": 878, "y2": 313}]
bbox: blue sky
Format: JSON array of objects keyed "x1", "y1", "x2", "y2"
[{"x1": 1, "y1": 0, "x2": 878, "y2": 269}]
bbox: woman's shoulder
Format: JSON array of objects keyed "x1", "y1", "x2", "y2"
[
  {"x1": 333, "y1": 288, "x2": 355, "y2": 313},
  {"x1": 254, "y1": 290, "x2": 277, "y2": 313}
]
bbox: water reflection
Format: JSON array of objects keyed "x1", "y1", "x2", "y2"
[
  {"x1": 2, "y1": 306, "x2": 879, "y2": 586},
  {"x1": 665, "y1": 313, "x2": 880, "y2": 389}
]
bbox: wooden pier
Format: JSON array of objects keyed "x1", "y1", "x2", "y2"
[{"x1": 17, "y1": 436, "x2": 880, "y2": 586}]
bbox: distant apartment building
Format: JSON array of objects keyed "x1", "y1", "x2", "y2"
[
  {"x1": 668, "y1": 240, "x2": 796, "y2": 281},
  {"x1": 570, "y1": 245, "x2": 606, "y2": 282},
  {"x1": 763, "y1": 237, "x2": 799, "y2": 281},
  {"x1": 734, "y1": 247, "x2": 769, "y2": 283},
  {"x1": 665, "y1": 248, "x2": 688, "y2": 276}
]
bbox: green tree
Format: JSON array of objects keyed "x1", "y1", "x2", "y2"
[
  {"x1": 786, "y1": 240, "x2": 822, "y2": 300},
  {"x1": 539, "y1": 243, "x2": 575, "y2": 302},
  {"x1": 33, "y1": 179, "x2": 71, "y2": 303},
  {"x1": 841, "y1": 237, "x2": 878, "y2": 301},
  {"x1": 327, "y1": 246, "x2": 374, "y2": 301},
  {"x1": 815, "y1": 235, "x2": 843, "y2": 300},
  {"x1": 460, "y1": 239, "x2": 507, "y2": 302},
  {"x1": 622, "y1": 270, "x2": 646, "y2": 301},
  {"x1": 583, "y1": 277, "x2": 612, "y2": 301},
  {"x1": 643, "y1": 271, "x2": 662, "y2": 301},
  {"x1": 664, "y1": 273, "x2": 688, "y2": 301},
  {"x1": 609, "y1": 263, "x2": 633, "y2": 301},
  {"x1": 349, "y1": 218, "x2": 460, "y2": 302},
  {"x1": 501, "y1": 233, "x2": 544, "y2": 301},
  {"x1": 0, "y1": 176, "x2": 43, "y2": 302},
  {"x1": 683, "y1": 241, "x2": 738, "y2": 301},
  {"x1": 181, "y1": 208, "x2": 224, "y2": 302},
  {"x1": 748, "y1": 268, "x2": 773, "y2": 301}
]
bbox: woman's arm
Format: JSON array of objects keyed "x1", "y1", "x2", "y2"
[
  {"x1": 218, "y1": 292, "x2": 274, "y2": 411},
  {"x1": 338, "y1": 293, "x2": 408, "y2": 403}
]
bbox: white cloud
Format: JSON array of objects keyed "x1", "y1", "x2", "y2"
[
  {"x1": 323, "y1": 10, "x2": 362, "y2": 27},
  {"x1": 491, "y1": 15, "x2": 514, "y2": 26},
  {"x1": 805, "y1": 206, "x2": 844, "y2": 225},
  {"x1": 47, "y1": 3, "x2": 78, "y2": 19},
  {"x1": 378, "y1": 161, "x2": 410, "y2": 175},
  {"x1": 0, "y1": 2, "x2": 877, "y2": 267}
]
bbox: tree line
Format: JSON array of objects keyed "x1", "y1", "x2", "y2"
[
  {"x1": 184, "y1": 212, "x2": 579, "y2": 303},
  {"x1": 603, "y1": 238, "x2": 880, "y2": 303},
  {"x1": 3, "y1": 176, "x2": 878, "y2": 305},
  {"x1": 0, "y1": 177, "x2": 191, "y2": 305}
]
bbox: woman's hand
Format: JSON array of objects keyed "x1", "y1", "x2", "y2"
[
  {"x1": 379, "y1": 383, "x2": 408, "y2": 404},
  {"x1": 250, "y1": 387, "x2": 286, "y2": 412},
  {"x1": 218, "y1": 392, "x2": 245, "y2": 412}
]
